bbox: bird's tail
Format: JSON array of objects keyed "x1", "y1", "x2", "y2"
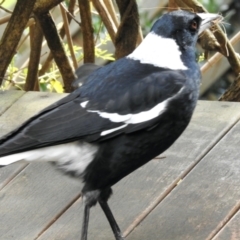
[
  {"x1": 0, "y1": 142, "x2": 76, "y2": 167},
  {"x1": 0, "y1": 152, "x2": 30, "y2": 167},
  {"x1": 0, "y1": 141, "x2": 98, "y2": 178}
]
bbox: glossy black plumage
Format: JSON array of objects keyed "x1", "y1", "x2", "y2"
[
  {"x1": 0, "y1": 10, "x2": 221, "y2": 240},
  {"x1": 0, "y1": 61, "x2": 190, "y2": 155}
]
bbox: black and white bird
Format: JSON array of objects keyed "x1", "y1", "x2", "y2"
[{"x1": 0, "y1": 10, "x2": 221, "y2": 240}]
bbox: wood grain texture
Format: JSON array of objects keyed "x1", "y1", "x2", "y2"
[
  {"x1": 0, "y1": 91, "x2": 67, "y2": 190},
  {"x1": 0, "y1": 90, "x2": 25, "y2": 117},
  {"x1": 37, "y1": 101, "x2": 240, "y2": 239},
  {"x1": 129, "y1": 113, "x2": 240, "y2": 240},
  {"x1": 1, "y1": 93, "x2": 240, "y2": 240},
  {"x1": 0, "y1": 163, "x2": 82, "y2": 240},
  {"x1": 0, "y1": 91, "x2": 26, "y2": 189},
  {"x1": 0, "y1": 91, "x2": 83, "y2": 240},
  {"x1": 0, "y1": 91, "x2": 67, "y2": 136},
  {"x1": 213, "y1": 211, "x2": 240, "y2": 240}
]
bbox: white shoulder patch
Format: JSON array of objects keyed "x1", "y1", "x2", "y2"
[
  {"x1": 80, "y1": 101, "x2": 89, "y2": 108},
  {"x1": 127, "y1": 32, "x2": 188, "y2": 70},
  {"x1": 88, "y1": 99, "x2": 167, "y2": 125},
  {"x1": 100, "y1": 124, "x2": 127, "y2": 136},
  {"x1": 88, "y1": 87, "x2": 184, "y2": 135},
  {"x1": 88, "y1": 110, "x2": 131, "y2": 123}
]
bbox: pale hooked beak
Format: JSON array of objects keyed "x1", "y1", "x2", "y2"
[{"x1": 197, "y1": 13, "x2": 223, "y2": 35}]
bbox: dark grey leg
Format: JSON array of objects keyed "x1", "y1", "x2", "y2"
[
  {"x1": 98, "y1": 200, "x2": 124, "y2": 240},
  {"x1": 81, "y1": 204, "x2": 90, "y2": 240}
]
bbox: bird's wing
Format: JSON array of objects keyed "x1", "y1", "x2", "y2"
[
  {"x1": 0, "y1": 67, "x2": 186, "y2": 156},
  {"x1": 72, "y1": 63, "x2": 101, "y2": 89}
]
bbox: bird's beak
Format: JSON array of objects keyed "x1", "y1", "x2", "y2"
[{"x1": 197, "y1": 13, "x2": 223, "y2": 35}]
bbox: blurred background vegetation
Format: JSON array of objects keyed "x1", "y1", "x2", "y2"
[{"x1": 0, "y1": 0, "x2": 240, "y2": 100}]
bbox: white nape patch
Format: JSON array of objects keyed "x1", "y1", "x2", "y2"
[
  {"x1": 0, "y1": 141, "x2": 98, "y2": 176},
  {"x1": 80, "y1": 101, "x2": 89, "y2": 108},
  {"x1": 89, "y1": 87, "x2": 184, "y2": 136},
  {"x1": 127, "y1": 32, "x2": 188, "y2": 70}
]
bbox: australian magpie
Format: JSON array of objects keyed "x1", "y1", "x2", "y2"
[{"x1": 0, "y1": 10, "x2": 221, "y2": 240}]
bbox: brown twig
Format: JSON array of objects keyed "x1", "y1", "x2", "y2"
[
  {"x1": 92, "y1": 0, "x2": 117, "y2": 44},
  {"x1": 35, "y1": 12, "x2": 75, "y2": 92},
  {"x1": 39, "y1": 0, "x2": 76, "y2": 78},
  {"x1": 60, "y1": 3, "x2": 78, "y2": 69},
  {"x1": 168, "y1": 0, "x2": 179, "y2": 11},
  {"x1": 103, "y1": 0, "x2": 119, "y2": 28},
  {"x1": 0, "y1": 15, "x2": 11, "y2": 25},
  {"x1": 33, "y1": 0, "x2": 64, "y2": 14},
  {"x1": 213, "y1": 26, "x2": 240, "y2": 74},
  {"x1": 219, "y1": 74, "x2": 240, "y2": 101},
  {"x1": 25, "y1": 21, "x2": 43, "y2": 91},
  {"x1": 115, "y1": 0, "x2": 140, "y2": 59},
  {"x1": 0, "y1": 0, "x2": 37, "y2": 86},
  {"x1": 59, "y1": 0, "x2": 77, "y2": 37},
  {"x1": 201, "y1": 32, "x2": 240, "y2": 75},
  {"x1": 78, "y1": 0, "x2": 95, "y2": 63},
  {"x1": 0, "y1": 5, "x2": 13, "y2": 14},
  {"x1": 218, "y1": 31, "x2": 240, "y2": 101}
]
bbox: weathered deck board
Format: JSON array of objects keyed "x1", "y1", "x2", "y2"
[
  {"x1": 37, "y1": 101, "x2": 240, "y2": 239},
  {"x1": 0, "y1": 91, "x2": 67, "y2": 190},
  {"x1": 0, "y1": 91, "x2": 67, "y2": 138},
  {"x1": 0, "y1": 90, "x2": 25, "y2": 115},
  {"x1": 129, "y1": 116, "x2": 240, "y2": 240},
  {"x1": 213, "y1": 210, "x2": 240, "y2": 240},
  {"x1": 0, "y1": 91, "x2": 26, "y2": 190},
  {"x1": 0, "y1": 163, "x2": 82, "y2": 240},
  {"x1": 0, "y1": 92, "x2": 85, "y2": 240},
  {"x1": 1, "y1": 91, "x2": 240, "y2": 240}
]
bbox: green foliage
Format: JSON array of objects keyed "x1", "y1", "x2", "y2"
[
  {"x1": 1, "y1": 33, "x2": 114, "y2": 92},
  {"x1": 198, "y1": 0, "x2": 219, "y2": 12},
  {"x1": 0, "y1": 1, "x2": 115, "y2": 92},
  {"x1": 1, "y1": 57, "x2": 25, "y2": 91},
  {"x1": 197, "y1": 52, "x2": 205, "y2": 63},
  {"x1": 95, "y1": 34, "x2": 115, "y2": 61},
  {"x1": 38, "y1": 64, "x2": 63, "y2": 92}
]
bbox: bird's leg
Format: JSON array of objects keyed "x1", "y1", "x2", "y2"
[
  {"x1": 81, "y1": 190, "x2": 100, "y2": 240},
  {"x1": 98, "y1": 200, "x2": 124, "y2": 240},
  {"x1": 99, "y1": 189, "x2": 124, "y2": 240},
  {"x1": 81, "y1": 204, "x2": 90, "y2": 240}
]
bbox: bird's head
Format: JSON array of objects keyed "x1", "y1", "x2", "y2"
[
  {"x1": 151, "y1": 10, "x2": 222, "y2": 50},
  {"x1": 127, "y1": 10, "x2": 222, "y2": 70}
]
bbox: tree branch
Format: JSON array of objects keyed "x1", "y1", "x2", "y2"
[
  {"x1": 33, "y1": 0, "x2": 64, "y2": 13},
  {"x1": 35, "y1": 12, "x2": 75, "y2": 92},
  {"x1": 115, "y1": 0, "x2": 139, "y2": 59},
  {"x1": 39, "y1": 0, "x2": 76, "y2": 77},
  {"x1": 0, "y1": 0, "x2": 37, "y2": 86},
  {"x1": 25, "y1": 21, "x2": 43, "y2": 91},
  {"x1": 78, "y1": 0, "x2": 95, "y2": 63},
  {"x1": 92, "y1": 0, "x2": 117, "y2": 44},
  {"x1": 60, "y1": 3, "x2": 78, "y2": 69}
]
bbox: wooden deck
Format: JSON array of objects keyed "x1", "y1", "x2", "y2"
[{"x1": 0, "y1": 90, "x2": 240, "y2": 240}]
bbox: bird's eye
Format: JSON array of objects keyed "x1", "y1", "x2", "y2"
[{"x1": 190, "y1": 20, "x2": 198, "y2": 30}]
